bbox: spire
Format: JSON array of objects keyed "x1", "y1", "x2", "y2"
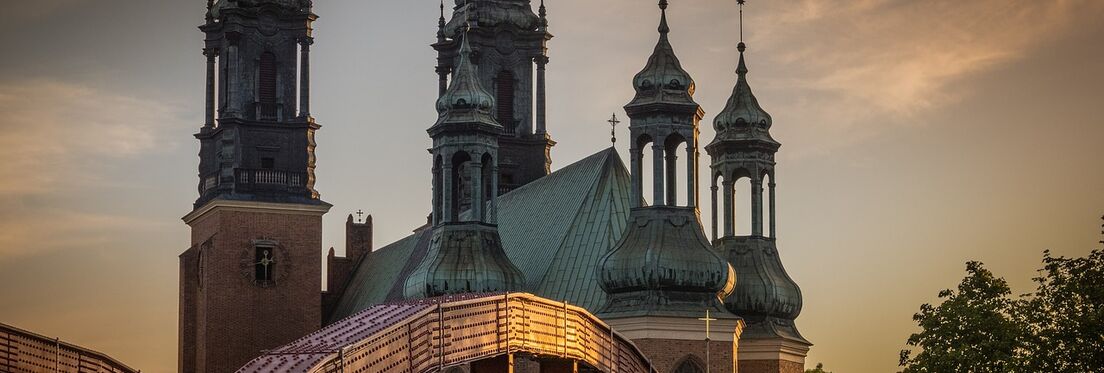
[
  {"x1": 658, "y1": 0, "x2": 670, "y2": 34},
  {"x1": 437, "y1": 0, "x2": 447, "y2": 43},
  {"x1": 711, "y1": 2, "x2": 773, "y2": 134},
  {"x1": 433, "y1": 24, "x2": 499, "y2": 128},
  {"x1": 627, "y1": 0, "x2": 696, "y2": 108}
]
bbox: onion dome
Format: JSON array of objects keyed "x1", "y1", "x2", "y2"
[
  {"x1": 627, "y1": 0, "x2": 697, "y2": 108},
  {"x1": 722, "y1": 238, "x2": 806, "y2": 342},
  {"x1": 403, "y1": 224, "x2": 526, "y2": 299},
  {"x1": 432, "y1": 27, "x2": 500, "y2": 129},
  {"x1": 444, "y1": 0, "x2": 540, "y2": 36},
  {"x1": 597, "y1": 208, "x2": 736, "y2": 318},
  {"x1": 711, "y1": 43, "x2": 778, "y2": 146}
]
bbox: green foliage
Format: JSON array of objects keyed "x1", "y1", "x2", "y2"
[
  {"x1": 805, "y1": 363, "x2": 833, "y2": 373},
  {"x1": 899, "y1": 250, "x2": 1104, "y2": 373},
  {"x1": 1017, "y1": 250, "x2": 1104, "y2": 372}
]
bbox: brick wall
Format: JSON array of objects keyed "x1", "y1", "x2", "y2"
[
  {"x1": 182, "y1": 204, "x2": 324, "y2": 373},
  {"x1": 633, "y1": 338, "x2": 736, "y2": 373},
  {"x1": 738, "y1": 359, "x2": 804, "y2": 373}
]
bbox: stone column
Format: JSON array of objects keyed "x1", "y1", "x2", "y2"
[
  {"x1": 225, "y1": 32, "x2": 241, "y2": 117},
  {"x1": 652, "y1": 143, "x2": 666, "y2": 206},
  {"x1": 665, "y1": 147, "x2": 677, "y2": 206},
  {"x1": 711, "y1": 183, "x2": 719, "y2": 241},
  {"x1": 535, "y1": 56, "x2": 548, "y2": 134},
  {"x1": 752, "y1": 178, "x2": 763, "y2": 236},
  {"x1": 443, "y1": 159, "x2": 454, "y2": 223},
  {"x1": 630, "y1": 148, "x2": 642, "y2": 208},
  {"x1": 490, "y1": 165, "x2": 500, "y2": 224},
  {"x1": 723, "y1": 179, "x2": 734, "y2": 237},
  {"x1": 471, "y1": 160, "x2": 484, "y2": 222},
  {"x1": 432, "y1": 164, "x2": 441, "y2": 225},
  {"x1": 769, "y1": 177, "x2": 777, "y2": 238},
  {"x1": 687, "y1": 143, "x2": 697, "y2": 208},
  {"x1": 203, "y1": 48, "x2": 217, "y2": 127},
  {"x1": 436, "y1": 65, "x2": 450, "y2": 98},
  {"x1": 299, "y1": 37, "x2": 313, "y2": 118}
]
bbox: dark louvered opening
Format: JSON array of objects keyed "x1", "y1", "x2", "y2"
[
  {"x1": 496, "y1": 70, "x2": 514, "y2": 133},
  {"x1": 258, "y1": 52, "x2": 278, "y2": 119}
]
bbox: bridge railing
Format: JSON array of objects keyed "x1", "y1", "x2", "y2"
[{"x1": 305, "y1": 293, "x2": 656, "y2": 373}]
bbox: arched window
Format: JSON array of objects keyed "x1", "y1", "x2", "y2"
[
  {"x1": 673, "y1": 356, "x2": 705, "y2": 373},
  {"x1": 258, "y1": 52, "x2": 278, "y2": 119},
  {"x1": 495, "y1": 70, "x2": 515, "y2": 132}
]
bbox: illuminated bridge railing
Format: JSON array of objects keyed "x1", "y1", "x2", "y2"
[
  {"x1": 0, "y1": 322, "x2": 139, "y2": 373},
  {"x1": 237, "y1": 293, "x2": 658, "y2": 373}
]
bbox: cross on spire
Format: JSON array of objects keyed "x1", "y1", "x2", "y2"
[
  {"x1": 355, "y1": 209, "x2": 365, "y2": 223},
  {"x1": 607, "y1": 113, "x2": 620, "y2": 144},
  {"x1": 738, "y1": 0, "x2": 746, "y2": 42},
  {"x1": 698, "y1": 309, "x2": 718, "y2": 373}
]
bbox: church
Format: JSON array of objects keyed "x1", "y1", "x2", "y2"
[{"x1": 178, "y1": 1, "x2": 810, "y2": 372}]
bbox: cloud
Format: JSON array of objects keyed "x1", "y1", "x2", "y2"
[
  {"x1": 758, "y1": 0, "x2": 1101, "y2": 122},
  {"x1": 0, "y1": 79, "x2": 187, "y2": 259},
  {"x1": 0, "y1": 79, "x2": 185, "y2": 195}
]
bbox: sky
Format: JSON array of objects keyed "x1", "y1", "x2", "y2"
[{"x1": 0, "y1": 0, "x2": 1102, "y2": 372}]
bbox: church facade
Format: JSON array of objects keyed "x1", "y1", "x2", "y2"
[{"x1": 178, "y1": 1, "x2": 810, "y2": 372}]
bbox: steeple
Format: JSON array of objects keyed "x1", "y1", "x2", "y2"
[
  {"x1": 627, "y1": 0, "x2": 695, "y2": 109},
  {"x1": 434, "y1": 0, "x2": 555, "y2": 193},
  {"x1": 597, "y1": 0, "x2": 735, "y2": 320},
  {"x1": 706, "y1": 1, "x2": 812, "y2": 368},
  {"x1": 405, "y1": 25, "x2": 526, "y2": 299}
]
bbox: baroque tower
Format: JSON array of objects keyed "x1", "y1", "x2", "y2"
[
  {"x1": 180, "y1": 1, "x2": 329, "y2": 372},
  {"x1": 706, "y1": 5, "x2": 812, "y2": 371},
  {"x1": 598, "y1": 2, "x2": 740, "y2": 372},
  {"x1": 403, "y1": 26, "x2": 526, "y2": 299},
  {"x1": 434, "y1": 0, "x2": 555, "y2": 193}
]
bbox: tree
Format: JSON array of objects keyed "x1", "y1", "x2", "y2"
[
  {"x1": 898, "y1": 261, "x2": 1024, "y2": 372},
  {"x1": 1016, "y1": 249, "x2": 1104, "y2": 372},
  {"x1": 900, "y1": 248, "x2": 1104, "y2": 373},
  {"x1": 805, "y1": 363, "x2": 833, "y2": 373}
]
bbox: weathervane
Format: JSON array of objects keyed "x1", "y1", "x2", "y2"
[
  {"x1": 698, "y1": 309, "x2": 717, "y2": 373},
  {"x1": 607, "y1": 113, "x2": 620, "y2": 144},
  {"x1": 738, "y1": 0, "x2": 746, "y2": 42}
]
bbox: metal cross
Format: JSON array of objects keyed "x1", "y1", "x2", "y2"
[
  {"x1": 355, "y1": 209, "x2": 365, "y2": 223},
  {"x1": 698, "y1": 309, "x2": 717, "y2": 373},
  {"x1": 608, "y1": 113, "x2": 620, "y2": 144}
]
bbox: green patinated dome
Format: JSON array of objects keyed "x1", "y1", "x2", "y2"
[
  {"x1": 597, "y1": 208, "x2": 735, "y2": 318},
  {"x1": 403, "y1": 224, "x2": 525, "y2": 299},
  {"x1": 433, "y1": 30, "x2": 500, "y2": 128},
  {"x1": 627, "y1": 1, "x2": 696, "y2": 108},
  {"x1": 714, "y1": 43, "x2": 772, "y2": 129}
]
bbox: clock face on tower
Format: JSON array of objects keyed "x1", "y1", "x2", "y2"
[{"x1": 240, "y1": 239, "x2": 290, "y2": 288}]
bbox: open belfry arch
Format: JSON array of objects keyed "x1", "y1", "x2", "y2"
[{"x1": 237, "y1": 293, "x2": 658, "y2": 373}]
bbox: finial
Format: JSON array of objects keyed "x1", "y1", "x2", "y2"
[
  {"x1": 355, "y1": 209, "x2": 365, "y2": 223},
  {"x1": 205, "y1": 0, "x2": 215, "y2": 23},
  {"x1": 608, "y1": 113, "x2": 621, "y2": 144},
  {"x1": 538, "y1": 0, "x2": 548, "y2": 31},
  {"x1": 736, "y1": 1, "x2": 748, "y2": 76},
  {"x1": 658, "y1": 0, "x2": 670, "y2": 34}
]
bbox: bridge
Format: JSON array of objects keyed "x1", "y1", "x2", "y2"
[
  {"x1": 0, "y1": 322, "x2": 138, "y2": 373},
  {"x1": 237, "y1": 293, "x2": 658, "y2": 373}
]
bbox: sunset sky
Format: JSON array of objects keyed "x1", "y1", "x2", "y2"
[{"x1": 1, "y1": 0, "x2": 1102, "y2": 372}]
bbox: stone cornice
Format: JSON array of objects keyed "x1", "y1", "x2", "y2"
[
  {"x1": 606, "y1": 315, "x2": 745, "y2": 342},
  {"x1": 183, "y1": 199, "x2": 331, "y2": 225},
  {"x1": 737, "y1": 337, "x2": 811, "y2": 363}
]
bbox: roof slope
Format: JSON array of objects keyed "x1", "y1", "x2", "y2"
[{"x1": 329, "y1": 148, "x2": 632, "y2": 321}]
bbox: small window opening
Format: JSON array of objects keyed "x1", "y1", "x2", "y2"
[{"x1": 261, "y1": 157, "x2": 275, "y2": 170}]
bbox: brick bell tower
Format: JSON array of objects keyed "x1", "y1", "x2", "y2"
[{"x1": 179, "y1": 1, "x2": 329, "y2": 373}]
